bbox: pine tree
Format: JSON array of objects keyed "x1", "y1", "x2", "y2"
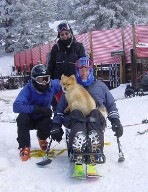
[
  {"x1": 0, "y1": 0, "x2": 57, "y2": 52},
  {"x1": 72, "y1": 0, "x2": 148, "y2": 34},
  {"x1": 0, "y1": 0, "x2": 14, "y2": 53}
]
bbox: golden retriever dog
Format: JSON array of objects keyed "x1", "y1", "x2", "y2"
[{"x1": 60, "y1": 74, "x2": 107, "y2": 117}]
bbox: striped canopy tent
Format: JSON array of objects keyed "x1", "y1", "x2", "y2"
[
  {"x1": 135, "y1": 25, "x2": 148, "y2": 58},
  {"x1": 91, "y1": 28, "x2": 123, "y2": 65}
]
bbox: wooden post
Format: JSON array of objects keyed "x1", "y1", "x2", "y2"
[
  {"x1": 130, "y1": 49, "x2": 136, "y2": 86},
  {"x1": 89, "y1": 31, "x2": 93, "y2": 61},
  {"x1": 121, "y1": 27, "x2": 126, "y2": 83},
  {"x1": 131, "y1": 24, "x2": 137, "y2": 86}
]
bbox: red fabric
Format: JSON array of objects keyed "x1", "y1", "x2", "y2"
[
  {"x1": 14, "y1": 25, "x2": 148, "y2": 71},
  {"x1": 55, "y1": 91, "x2": 63, "y2": 102},
  {"x1": 92, "y1": 28, "x2": 123, "y2": 64},
  {"x1": 75, "y1": 32, "x2": 91, "y2": 54},
  {"x1": 123, "y1": 26, "x2": 133, "y2": 63},
  {"x1": 135, "y1": 25, "x2": 148, "y2": 58},
  {"x1": 40, "y1": 44, "x2": 50, "y2": 64},
  {"x1": 19, "y1": 51, "x2": 26, "y2": 71},
  {"x1": 25, "y1": 49, "x2": 32, "y2": 72},
  {"x1": 32, "y1": 46, "x2": 40, "y2": 65}
]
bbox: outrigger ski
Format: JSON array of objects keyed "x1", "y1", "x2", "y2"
[
  {"x1": 36, "y1": 138, "x2": 52, "y2": 167},
  {"x1": 36, "y1": 158, "x2": 52, "y2": 166},
  {"x1": 137, "y1": 128, "x2": 148, "y2": 135}
]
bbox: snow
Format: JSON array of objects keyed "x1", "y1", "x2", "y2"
[
  {"x1": 0, "y1": 53, "x2": 14, "y2": 76},
  {"x1": 0, "y1": 55, "x2": 148, "y2": 192}
]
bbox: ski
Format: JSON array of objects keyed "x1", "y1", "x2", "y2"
[
  {"x1": 36, "y1": 158, "x2": 52, "y2": 166},
  {"x1": 71, "y1": 164, "x2": 86, "y2": 179},
  {"x1": 137, "y1": 128, "x2": 148, "y2": 135},
  {"x1": 86, "y1": 164, "x2": 102, "y2": 178},
  {"x1": 107, "y1": 119, "x2": 148, "y2": 129},
  {"x1": 71, "y1": 164, "x2": 102, "y2": 179}
]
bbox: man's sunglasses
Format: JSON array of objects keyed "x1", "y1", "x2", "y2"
[
  {"x1": 60, "y1": 32, "x2": 70, "y2": 37},
  {"x1": 32, "y1": 75, "x2": 50, "y2": 84}
]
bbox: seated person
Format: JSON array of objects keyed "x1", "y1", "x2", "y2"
[{"x1": 50, "y1": 57, "x2": 123, "y2": 166}]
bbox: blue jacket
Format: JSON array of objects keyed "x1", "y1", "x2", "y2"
[
  {"x1": 13, "y1": 79, "x2": 61, "y2": 119},
  {"x1": 53, "y1": 80, "x2": 119, "y2": 125}
]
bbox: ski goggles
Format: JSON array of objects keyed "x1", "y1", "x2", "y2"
[
  {"x1": 32, "y1": 75, "x2": 50, "y2": 85},
  {"x1": 75, "y1": 58, "x2": 93, "y2": 69},
  {"x1": 57, "y1": 23, "x2": 71, "y2": 33}
]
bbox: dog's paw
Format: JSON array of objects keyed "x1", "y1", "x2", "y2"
[{"x1": 64, "y1": 107, "x2": 70, "y2": 113}]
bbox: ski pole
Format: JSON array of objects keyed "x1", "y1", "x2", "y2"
[
  {"x1": 36, "y1": 138, "x2": 53, "y2": 166},
  {"x1": 117, "y1": 137, "x2": 125, "y2": 162}
]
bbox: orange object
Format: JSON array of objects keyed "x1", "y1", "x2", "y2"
[
  {"x1": 38, "y1": 139, "x2": 48, "y2": 151},
  {"x1": 20, "y1": 147, "x2": 30, "y2": 161}
]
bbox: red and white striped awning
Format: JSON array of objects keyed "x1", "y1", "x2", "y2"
[
  {"x1": 91, "y1": 28, "x2": 123, "y2": 64},
  {"x1": 135, "y1": 25, "x2": 148, "y2": 58}
]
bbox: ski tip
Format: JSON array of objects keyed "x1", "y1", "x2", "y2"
[
  {"x1": 142, "y1": 119, "x2": 148, "y2": 124},
  {"x1": 36, "y1": 158, "x2": 52, "y2": 167},
  {"x1": 118, "y1": 156, "x2": 125, "y2": 162},
  {"x1": 87, "y1": 175, "x2": 102, "y2": 178},
  {"x1": 71, "y1": 175, "x2": 86, "y2": 180}
]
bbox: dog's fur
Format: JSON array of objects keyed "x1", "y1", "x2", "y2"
[{"x1": 60, "y1": 74, "x2": 107, "y2": 117}]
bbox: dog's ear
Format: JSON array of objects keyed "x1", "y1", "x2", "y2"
[
  {"x1": 70, "y1": 75, "x2": 76, "y2": 80},
  {"x1": 61, "y1": 74, "x2": 65, "y2": 80}
]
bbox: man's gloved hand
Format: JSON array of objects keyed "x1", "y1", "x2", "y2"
[
  {"x1": 50, "y1": 123, "x2": 64, "y2": 142},
  {"x1": 33, "y1": 106, "x2": 52, "y2": 117},
  {"x1": 111, "y1": 118, "x2": 123, "y2": 137}
]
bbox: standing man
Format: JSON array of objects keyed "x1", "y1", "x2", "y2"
[
  {"x1": 48, "y1": 22, "x2": 88, "y2": 79},
  {"x1": 47, "y1": 22, "x2": 88, "y2": 110}
]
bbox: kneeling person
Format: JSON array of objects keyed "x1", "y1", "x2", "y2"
[{"x1": 13, "y1": 64, "x2": 62, "y2": 161}]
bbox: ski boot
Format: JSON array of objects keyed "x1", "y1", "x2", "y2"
[
  {"x1": 72, "y1": 163, "x2": 85, "y2": 178},
  {"x1": 71, "y1": 131, "x2": 87, "y2": 178},
  {"x1": 20, "y1": 147, "x2": 30, "y2": 161},
  {"x1": 87, "y1": 130, "x2": 105, "y2": 164},
  {"x1": 38, "y1": 138, "x2": 48, "y2": 151},
  {"x1": 72, "y1": 131, "x2": 87, "y2": 163}
]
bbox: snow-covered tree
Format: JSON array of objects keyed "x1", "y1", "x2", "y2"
[
  {"x1": 1, "y1": 0, "x2": 148, "y2": 53},
  {"x1": 0, "y1": 0, "x2": 14, "y2": 53},
  {"x1": 55, "y1": 0, "x2": 73, "y2": 20},
  {"x1": 0, "y1": 0, "x2": 57, "y2": 52},
  {"x1": 72, "y1": 0, "x2": 148, "y2": 33}
]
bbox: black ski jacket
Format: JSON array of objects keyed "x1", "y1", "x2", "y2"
[{"x1": 47, "y1": 38, "x2": 87, "y2": 79}]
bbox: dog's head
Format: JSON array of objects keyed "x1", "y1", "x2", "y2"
[{"x1": 60, "y1": 75, "x2": 77, "y2": 92}]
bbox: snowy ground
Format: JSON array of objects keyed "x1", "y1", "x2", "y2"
[
  {"x1": 0, "y1": 85, "x2": 148, "y2": 192},
  {"x1": 0, "y1": 53, "x2": 14, "y2": 76}
]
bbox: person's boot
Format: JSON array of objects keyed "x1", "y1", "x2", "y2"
[
  {"x1": 20, "y1": 147, "x2": 30, "y2": 161},
  {"x1": 38, "y1": 138, "x2": 48, "y2": 151},
  {"x1": 87, "y1": 130, "x2": 105, "y2": 164},
  {"x1": 72, "y1": 131, "x2": 87, "y2": 164}
]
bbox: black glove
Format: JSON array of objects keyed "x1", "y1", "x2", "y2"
[
  {"x1": 33, "y1": 106, "x2": 52, "y2": 117},
  {"x1": 111, "y1": 118, "x2": 123, "y2": 137},
  {"x1": 50, "y1": 123, "x2": 64, "y2": 142}
]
